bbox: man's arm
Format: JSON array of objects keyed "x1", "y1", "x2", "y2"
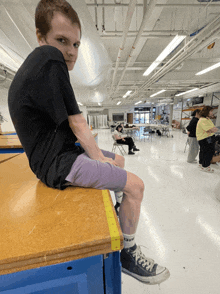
[{"x1": 68, "y1": 114, "x2": 118, "y2": 165}]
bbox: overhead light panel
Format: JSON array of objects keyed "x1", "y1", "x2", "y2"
[
  {"x1": 135, "y1": 101, "x2": 142, "y2": 105},
  {"x1": 196, "y1": 62, "x2": 220, "y2": 75},
  {"x1": 175, "y1": 88, "x2": 199, "y2": 97},
  {"x1": 143, "y1": 35, "x2": 186, "y2": 76},
  {"x1": 150, "y1": 89, "x2": 166, "y2": 97},
  {"x1": 78, "y1": 102, "x2": 83, "y2": 106},
  {"x1": 123, "y1": 90, "x2": 132, "y2": 98},
  {"x1": 98, "y1": 102, "x2": 101, "y2": 106},
  {"x1": 117, "y1": 101, "x2": 121, "y2": 105}
]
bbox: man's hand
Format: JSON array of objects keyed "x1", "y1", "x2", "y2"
[
  {"x1": 122, "y1": 138, "x2": 126, "y2": 141},
  {"x1": 99, "y1": 157, "x2": 119, "y2": 166}
]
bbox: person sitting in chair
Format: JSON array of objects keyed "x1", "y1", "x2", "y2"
[{"x1": 113, "y1": 125, "x2": 140, "y2": 155}]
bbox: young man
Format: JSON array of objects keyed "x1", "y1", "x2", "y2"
[{"x1": 8, "y1": 0, "x2": 170, "y2": 285}]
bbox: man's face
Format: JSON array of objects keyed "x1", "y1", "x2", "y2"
[{"x1": 36, "y1": 12, "x2": 81, "y2": 71}]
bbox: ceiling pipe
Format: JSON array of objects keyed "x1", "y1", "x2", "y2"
[
  {"x1": 101, "y1": 34, "x2": 181, "y2": 39},
  {"x1": 94, "y1": 0, "x2": 98, "y2": 30},
  {"x1": 111, "y1": 0, "x2": 160, "y2": 97},
  {"x1": 110, "y1": 0, "x2": 137, "y2": 94},
  {"x1": 102, "y1": 0, "x2": 105, "y2": 32},
  {"x1": 87, "y1": 3, "x2": 220, "y2": 7},
  {"x1": 136, "y1": 15, "x2": 220, "y2": 94},
  {"x1": 102, "y1": 30, "x2": 186, "y2": 35},
  {"x1": 143, "y1": 0, "x2": 147, "y2": 13}
]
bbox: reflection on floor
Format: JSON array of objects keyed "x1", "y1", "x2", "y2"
[{"x1": 95, "y1": 128, "x2": 220, "y2": 294}]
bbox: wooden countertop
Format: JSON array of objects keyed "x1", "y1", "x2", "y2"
[
  {"x1": 0, "y1": 133, "x2": 97, "y2": 148},
  {"x1": 0, "y1": 154, "x2": 20, "y2": 164},
  {"x1": 0, "y1": 153, "x2": 123, "y2": 275},
  {"x1": 0, "y1": 138, "x2": 22, "y2": 149},
  {"x1": 0, "y1": 135, "x2": 19, "y2": 139}
]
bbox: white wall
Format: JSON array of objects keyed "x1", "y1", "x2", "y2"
[
  {"x1": 0, "y1": 86, "x2": 15, "y2": 132},
  {"x1": 79, "y1": 105, "x2": 88, "y2": 120},
  {"x1": 108, "y1": 106, "x2": 134, "y2": 123}
]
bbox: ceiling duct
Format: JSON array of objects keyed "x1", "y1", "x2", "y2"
[{"x1": 197, "y1": 0, "x2": 220, "y2": 2}]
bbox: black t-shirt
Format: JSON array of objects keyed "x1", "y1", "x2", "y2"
[
  {"x1": 186, "y1": 117, "x2": 199, "y2": 137},
  {"x1": 8, "y1": 45, "x2": 84, "y2": 190}
]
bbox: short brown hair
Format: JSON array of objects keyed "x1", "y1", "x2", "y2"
[
  {"x1": 200, "y1": 106, "x2": 213, "y2": 118},
  {"x1": 35, "y1": 0, "x2": 81, "y2": 37}
]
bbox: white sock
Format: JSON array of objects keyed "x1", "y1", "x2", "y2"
[
  {"x1": 123, "y1": 233, "x2": 136, "y2": 249},
  {"x1": 115, "y1": 191, "x2": 123, "y2": 204}
]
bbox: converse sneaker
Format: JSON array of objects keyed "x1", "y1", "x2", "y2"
[{"x1": 121, "y1": 245, "x2": 170, "y2": 285}]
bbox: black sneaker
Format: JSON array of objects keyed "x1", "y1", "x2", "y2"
[
  {"x1": 114, "y1": 202, "x2": 120, "y2": 217},
  {"x1": 133, "y1": 147, "x2": 140, "y2": 151},
  {"x1": 128, "y1": 151, "x2": 135, "y2": 155},
  {"x1": 121, "y1": 245, "x2": 170, "y2": 284}
]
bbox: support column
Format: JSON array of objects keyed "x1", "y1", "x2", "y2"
[
  {"x1": 150, "y1": 104, "x2": 153, "y2": 123},
  {"x1": 169, "y1": 104, "x2": 174, "y2": 127},
  {"x1": 180, "y1": 98, "x2": 183, "y2": 129},
  {"x1": 216, "y1": 103, "x2": 220, "y2": 127}
]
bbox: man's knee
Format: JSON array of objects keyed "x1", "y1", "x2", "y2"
[
  {"x1": 115, "y1": 154, "x2": 125, "y2": 168},
  {"x1": 123, "y1": 172, "x2": 144, "y2": 201}
]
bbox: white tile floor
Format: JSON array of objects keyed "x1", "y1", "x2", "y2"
[{"x1": 95, "y1": 127, "x2": 220, "y2": 294}]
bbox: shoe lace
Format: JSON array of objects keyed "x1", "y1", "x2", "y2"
[{"x1": 131, "y1": 246, "x2": 155, "y2": 272}]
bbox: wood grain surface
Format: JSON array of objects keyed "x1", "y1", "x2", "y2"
[
  {"x1": 0, "y1": 138, "x2": 22, "y2": 148},
  {"x1": 0, "y1": 154, "x2": 20, "y2": 164},
  {"x1": 0, "y1": 153, "x2": 123, "y2": 275}
]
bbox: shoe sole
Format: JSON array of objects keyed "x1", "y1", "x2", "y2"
[
  {"x1": 122, "y1": 267, "x2": 170, "y2": 285},
  {"x1": 200, "y1": 169, "x2": 214, "y2": 173}
]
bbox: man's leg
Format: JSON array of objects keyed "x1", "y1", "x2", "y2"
[
  {"x1": 120, "y1": 171, "x2": 143, "y2": 234},
  {"x1": 65, "y1": 152, "x2": 170, "y2": 284},
  {"x1": 119, "y1": 171, "x2": 170, "y2": 284}
]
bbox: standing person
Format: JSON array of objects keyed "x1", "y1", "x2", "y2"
[
  {"x1": 113, "y1": 125, "x2": 140, "y2": 155},
  {"x1": 186, "y1": 109, "x2": 201, "y2": 163},
  {"x1": 196, "y1": 106, "x2": 219, "y2": 172},
  {"x1": 8, "y1": 0, "x2": 169, "y2": 285}
]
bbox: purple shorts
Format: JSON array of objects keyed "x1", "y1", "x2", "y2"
[{"x1": 65, "y1": 149, "x2": 127, "y2": 192}]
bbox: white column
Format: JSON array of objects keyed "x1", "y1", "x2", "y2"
[
  {"x1": 216, "y1": 103, "x2": 220, "y2": 127},
  {"x1": 169, "y1": 104, "x2": 174, "y2": 127},
  {"x1": 150, "y1": 104, "x2": 153, "y2": 122}
]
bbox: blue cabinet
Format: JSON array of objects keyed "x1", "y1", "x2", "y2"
[{"x1": 0, "y1": 252, "x2": 121, "y2": 294}]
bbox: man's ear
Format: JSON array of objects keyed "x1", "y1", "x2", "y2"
[{"x1": 36, "y1": 29, "x2": 45, "y2": 46}]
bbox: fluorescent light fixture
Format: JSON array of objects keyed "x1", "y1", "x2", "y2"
[
  {"x1": 196, "y1": 62, "x2": 220, "y2": 75},
  {"x1": 135, "y1": 101, "x2": 142, "y2": 105},
  {"x1": 117, "y1": 101, "x2": 121, "y2": 105},
  {"x1": 175, "y1": 88, "x2": 199, "y2": 97},
  {"x1": 143, "y1": 35, "x2": 186, "y2": 76},
  {"x1": 123, "y1": 90, "x2": 132, "y2": 98},
  {"x1": 150, "y1": 89, "x2": 166, "y2": 97},
  {"x1": 98, "y1": 102, "x2": 101, "y2": 106},
  {"x1": 78, "y1": 102, "x2": 83, "y2": 106}
]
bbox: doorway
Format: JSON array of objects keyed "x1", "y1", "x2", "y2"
[{"x1": 127, "y1": 113, "x2": 133, "y2": 124}]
